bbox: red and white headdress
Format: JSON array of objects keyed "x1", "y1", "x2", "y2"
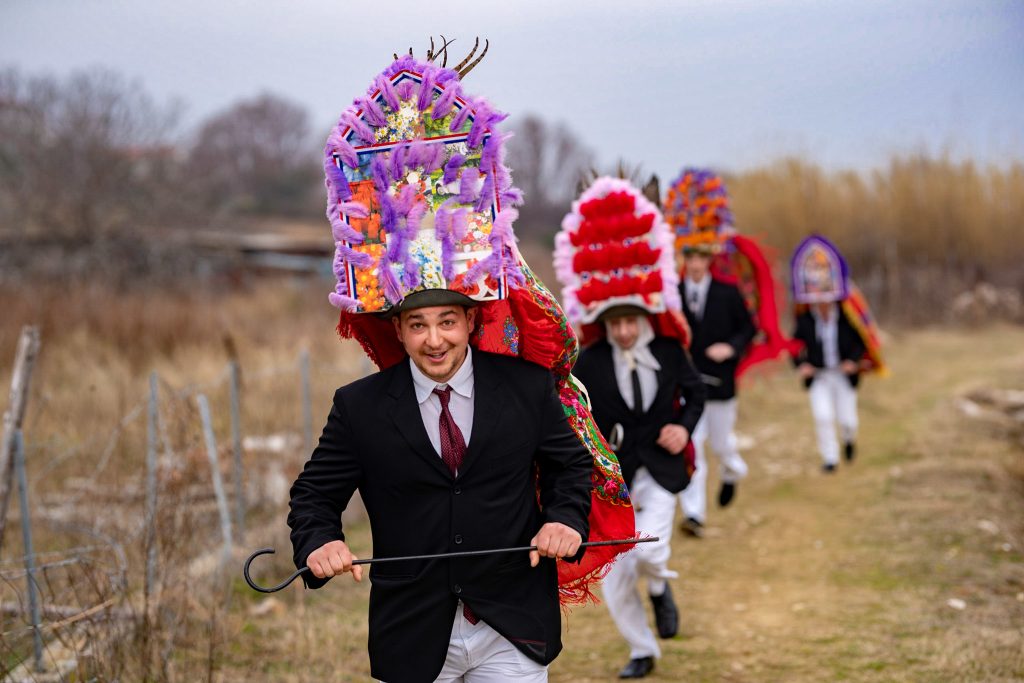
[{"x1": 554, "y1": 177, "x2": 682, "y2": 327}]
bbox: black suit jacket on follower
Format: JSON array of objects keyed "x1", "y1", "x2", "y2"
[
  {"x1": 287, "y1": 351, "x2": 592, "y2": 683},
  {"x1": 681, "y1": 279, "x2": 756, "y2": 401},
  {"x1": 573, "y1": 337, "x2": 706, "y2": 494},
  {"x1": 791, "y1": 309, "x2": 866, "y2": 388}
]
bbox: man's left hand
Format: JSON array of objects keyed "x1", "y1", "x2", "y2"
[
  {"x1": 530, "y1": 523, "x2": 583, "y2": 567},
  {"x1": 657, "y1": 424, "x2": 690, "y2": 454},
  {"x1": 841, "y1": 360, "x2": 859, "y2": 375},
  {"x1": 705, "y1": 343, "x2": 736, "y2": 363}
]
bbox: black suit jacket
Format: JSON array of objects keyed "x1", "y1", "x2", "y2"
[
  {"x1": 573, "y1": 337, "x2": 706, "y2": 494},
  {"x1": 792, "y1": 310, "x2": 866, "y2": 388},
  {"x1": 288, "y1": 351, "x2": 592, "y2": 683},
  {"x1": 680, "y1": 279, "x2": 756, "y2": 400}
]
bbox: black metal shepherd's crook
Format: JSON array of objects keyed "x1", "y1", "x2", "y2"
[{"x1": 243, "y1": 537, "x2": 659, "y2": 594}]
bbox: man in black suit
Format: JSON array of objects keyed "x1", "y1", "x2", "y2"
[
  {"x1": 288, "y1": 291, "x2": 593, "y2": 683},
  {"x1": 573, "y1": 308, "x2": 705, "y2": 679},
  {"x1": 792, "y1": 301, "x2": 865, "y2": 472},
  {"x1": 677, "y1": 249, "x2": 756, "y2": 535}
]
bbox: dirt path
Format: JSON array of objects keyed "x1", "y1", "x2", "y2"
[
  {"x1": 230, "y1": 327, "x2": 1024, "y2": 682},
  {"x1": 555, "y1": 326, "x2": 1024, "y2": 682}
]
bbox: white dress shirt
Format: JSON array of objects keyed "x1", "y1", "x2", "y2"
[
  {"x1": 410, "y1": 346, "x2": 475, "y2": 455},
  {"x1": 606, "y1": 316, "x2": 660, "y2": 413},
  {"x1": 684, "y1": 275, "x2": 711, "y2": 320},
  {"x1": 812, "y1": 304, "x2": 841, "y2": 369}
]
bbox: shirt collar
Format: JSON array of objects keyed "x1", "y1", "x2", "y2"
[
  {"x1": 685, "y1": 275, "x2": 711, "y2": 296},
  {"x1": 410, "y1": 346, "x2": 475, "y2": 404}
]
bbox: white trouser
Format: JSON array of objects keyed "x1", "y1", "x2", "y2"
[
  {"x1": 679, "y1": 398, "x2": 749, "y2": 523},
  {"x1": 808, "y1": 368, "x2": 859, "y2": 466},
  {"x1": 381, "y1": 603, "x2": 548, "y2": 682},
  {"x1": 601, "y1": 467, "x2": 679, "y2": 660}
]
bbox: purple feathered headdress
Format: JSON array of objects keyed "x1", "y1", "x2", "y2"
[{"x1": 323, "y1": 55, "x2": 523, "y2": 313}]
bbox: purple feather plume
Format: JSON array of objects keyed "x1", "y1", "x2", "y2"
[
  {"x1": 326, "y1": 132, "x2": 359, "y2": 169},
  {"x1": 379, "y1": 264, "x2": 403, "y2": 305},
  {"x1": 480, "y1": 135, "x2": 500, "y2": 177},
  {"x1": 443, "y1": 153, "x2": 466, "y2": 184},
  {"x1": 421, "y1": 142, "x2": 445, "y2": 173},
  {"x1": 396, "y1": 80, "x2": 415, "y2": 101},
  {"x1": 466, "y1": 103, "x2": 492, "y2": 149},
  {"x1": 450, "y1": 100, "x2": 472, "y2": 133},
  {"x1": 431, "y1": 82, "x2": 460, "y2": 120},
  {"x1": 355, "y1": 96, "x2": 387, "y2": 127},
  {"x1": 475, "y1": 170, "x2": 495, "y2": 213},
  {"x1": 451, "y1": 207, "x2": 469, "y2": 241},
  {"x1": 375, "y1": 74, "x2": 400, "y2": 111},
  {"x1": 379, "y1": 191, "x2": 397, "y2": 240},
  {"x1": 371, "y1": 154, "x2": 390, "y2": 193},
  {"x1": 417, "y1": 66, "x2": 436, "y2": 112},
  {"x1": 323, "y1": 155, "x2": 352, "y2": 201},
  {"x1": 458, "y1": 167, "x2": 480, "y2": 204},
  {"x1": 339, "y1": 201, "x2": 369, "y2": 219},
  {"x1": 389, "y1": 144, "x2": 408, "y2": 182},
  {"x1": 340, "y1": 111, "x2": 375, "y2": 145}
]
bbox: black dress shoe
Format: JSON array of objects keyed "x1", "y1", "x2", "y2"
[
  {"x1": 844, "y1": 441, "x2": 856, "y2": 462},
  {"x1": 649, "y1": 584, "x2": 678, "y2": 638},
  {"x1": 718, "y1": 481, "x2": 736, "y2": 507},
  {"x1": 681, "y1": 516, "x2": 704, "y2": 538},
  {"x1": 823, "y1": 463, "x2": 837, "y2": 473},
  {"x1": 619, "y1": 656, "x2": 655, "y2": 678}
]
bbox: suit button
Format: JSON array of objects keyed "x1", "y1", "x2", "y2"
[
  {"x1": 453, "y1": 487, "x2": 462, "y2": 495},
  {"x1": 453, "y1": 584, "x2": 462, "y2": 594},
  {"x1": 454, "y1": 534, "x2": 463, "y2": 545}
]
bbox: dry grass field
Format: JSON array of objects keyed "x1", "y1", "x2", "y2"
[{"x1": 2, "y1": 282, "x2": 1022, "y2": 682}]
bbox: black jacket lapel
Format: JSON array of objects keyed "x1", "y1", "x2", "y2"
[
  {"x1": 387, "y1": 361, "x2": 454, "y2": 480},
  {"x1": 457, "y1": 351, "x2": 503, "y2": 480},
  {"x1": 595, "y1": 341, "x2": 633, "y2": 415}
]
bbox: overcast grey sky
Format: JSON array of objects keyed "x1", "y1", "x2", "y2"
[{"x1": 2, "y1": 0, "x2": 1022, "y2": 182}]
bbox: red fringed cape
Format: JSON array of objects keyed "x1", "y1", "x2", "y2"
[
  {"x1": 337, "y1": 262, "x2": 636, "y2": 605},
  {"x1": 708, "y1": 235, "x2": 801, "y2": 377}
]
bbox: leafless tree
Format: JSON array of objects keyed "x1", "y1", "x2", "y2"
[
  {"x1": 0, "y1": 67, "x2": 182, "y2": 241},
  {"x1": 186, "y1": 93, "x2": 320, "y2": 218},
  {"x1": 504, "y1": 114, "x2": 595, "y2": 239}
]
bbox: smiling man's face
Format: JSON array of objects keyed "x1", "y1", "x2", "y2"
[{"x1": 393, "y1": 305, "x2": 476, "y2": 383}]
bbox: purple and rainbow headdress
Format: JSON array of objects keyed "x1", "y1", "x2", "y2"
[
  {"x1": 790, "y1": 234, "x2": 851, "y2": 303},
  {"x1": 323, "y1": 53, "x2": 523, "y2": 314}
]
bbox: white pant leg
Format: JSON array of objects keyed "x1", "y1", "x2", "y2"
[
  {"x1": 426, "y1": 604, "x2": 548, "y2": 683},
  {"x1": 705, "y1": 399, "x2": 748, "y2": 483},
  {"x1": 632, "y1": 469, "x2": 679, "y2": 592},
  {"x1": 809, "y1": 371, "x2": 839, "y2": 465},
  {"x1": 425, "y1": 605, "x2": 470, "y2": 682},
  {"x1": 602, "y1": 468, "x2": 677, "y2": 660},
  {"x1": 679, "y1": 414, "x2": 709, "y2": 522},
  {"x1": 834, "y1": 374, "x2": 859, "y2": 443},
  {"x1": 462, "y1": 605, "x2": 548, "y2": 682}
]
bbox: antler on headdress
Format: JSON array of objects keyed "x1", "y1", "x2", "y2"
[
  {"x1": 392, "y1": 36, "x2": 489, "y2": 77},
  {"x1": 453, "y1": 37, "x2": 489, "y2": 77},
  {"x1": 425, "y1": 35, "x2": 455, "y2": 67}
]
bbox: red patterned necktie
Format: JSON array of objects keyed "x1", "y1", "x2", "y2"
[
  {"x1": 432, "y1": 386, "x2": 478, "y2": 624},
  {"x1": 433, "y1": 386, "x2": 466, "y2": 477}
]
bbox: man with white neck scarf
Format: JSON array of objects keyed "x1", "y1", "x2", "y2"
[
  {"x1": 574, "y1": 309, "x2": 705, "y2": 678},
  {"x1": 555, "y1": 176, "x2": 705, "y2": 679}
]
